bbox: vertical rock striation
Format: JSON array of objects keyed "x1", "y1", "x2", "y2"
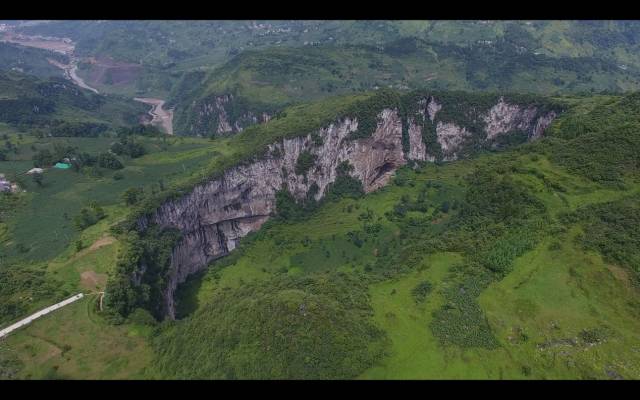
[
  {"x1": 188, "y1": 93, "x2": 272, "y2": 136},
  {"x1": 133, "y1": 96, "x2": 559, "y2": 318}
]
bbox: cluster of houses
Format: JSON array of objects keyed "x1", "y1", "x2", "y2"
[
  {"x1": 0, "y1": 173, "x2": 19, "y2": 193},
  {"x1": 0, "y1": 159, "x2": 72, "y2": 193}
]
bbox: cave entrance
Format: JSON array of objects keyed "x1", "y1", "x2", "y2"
[{"x1": 369, "y1": 162, "x2": 396, "y2": 186}]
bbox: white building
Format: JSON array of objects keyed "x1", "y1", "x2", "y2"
[{"x1": 26, "y1": 167, "x2": 44, "y2": 175}]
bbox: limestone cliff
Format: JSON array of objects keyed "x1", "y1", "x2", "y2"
[
  {"x1": 132, "y1": 95, "x2": 559, "y2": 319},
  {"x1": 185, "y1": 93, "x2": 272, "y2": 136}
]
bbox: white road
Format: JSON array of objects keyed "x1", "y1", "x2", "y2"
[
  {"x1": 0, "y1": 293, "x2": 84, "y2": 339},
  {"x1": 134, "y1": 97, "x2": 174, "y2": 135},
  {"x1": 68, "y1": 63, "x2": 99, "y2": 94}
]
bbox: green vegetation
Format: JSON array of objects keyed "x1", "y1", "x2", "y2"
[
  {"x1": 575, "y1": 195, "x2": 640, "y2": 281},
  {"x1": 168, "y1": 33, "x2": 635, "y2": 136},
  {"x1": 153, "y1": 272, "x2": 386, "y2": 379},
  {"x1": 411, "y1": 281, "x2": 432, "y2": 303},
  {"x1": 1, "y1": 132, "x2": 217, "y2": 263},
  {"x1": 0, "y1": 43, "x2": 68, "y2": 79},
  {"x1": 104, "y1": 226, "x2": 181, "y2": 320},
  {"x1": 142, "y1": 91, "x2": 640, "y2": 380},
  {"x1": 294, "y1": 150, "x2": 316, "y2": 175},
  {"x1": 0, "y1": 71, "x2": 146, "y2": 133},
  {"x1": 122, "y1": 187, "x2": 144, "y2": 206},
  {"x1": 2, "y1": 295, "x2": 153, "y2": 379},
  {"x1": 73, "y1": 202, "x2": 106, "y2": 230},
  {"x1": 2, "y1": 68, "x2": 640, "y2": 380},
  {"x1": 0, "y1": 263, "x2": 66, "y2": 326},
  {"x1": 544, "y1": 93, "x2": 640, "y2": 184}
]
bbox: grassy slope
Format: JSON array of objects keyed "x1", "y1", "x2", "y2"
[
  {"x1": 1, "y1": 134, "x2": 227, "y2": 379},
  {"x1": 0, "y1": 71, "x2": 148, "y2": 130},
  {"x1": 0, "y1": 43, "x2": 67, "y2": 79},
  {"x1": 3, "y1": 293, "x2": 153, "y2": 379},
  {"x1": 172, "y1": 42, "x2": 640, "y2": 136},
  {"x1": 0, "y1": 135, "x2": 222, "y2": 262},
  {"x1": 17, "y1": 21, "x2": 640, "y2": 104},
  {"x1": 2, "y1": 92, "x2": 640, "y2": 379},
  {"x1": 175, "y1": 151, "x2": 640, "y2": 379}
]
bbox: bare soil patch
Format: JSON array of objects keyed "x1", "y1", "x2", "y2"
[
  {"x1": 68, "y1": 236, "x2": 116, "y2": 263},
  {"x1": 80, "y1": 270, "x2": 108, "y2": 291},
  {"x1": 84, "y1": 56, "x2": 142, "y2": 86},
  {"x1": 88, "y1": 236, "x2": 116, "y2": 252}
]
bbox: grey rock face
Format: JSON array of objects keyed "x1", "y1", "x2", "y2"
[
  {"x1": 436, "y1": 122, "x2": 472, "y2": 161},
  {"x1": 408, "y1": 116, "x2": 428, "y2": 162},
  {"x1": 190, "y1": 93, "x2": 272, "y2": 136},
  {"x1": 135, "y1": 98, "x2": 558, "y2": 318},
  {"x1": 531, "y1": 111, "x2": 557, "y2": 140},
  {"x1": 484, "y1": 97, "x2": 538, "y2": 140},
  {"x1": 141, "y1": 110, "x2": 407, "y2": 318},
  {"x1": 426, "y1": 97, "x2": 442, "y2": 122}
]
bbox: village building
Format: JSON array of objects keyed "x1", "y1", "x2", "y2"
[
  {"x1": 26, "y1": 167, "x2": 44, "y2": 175},
  {"x1": 0, "y1": 174, "x2": 19, "y2": 193}
]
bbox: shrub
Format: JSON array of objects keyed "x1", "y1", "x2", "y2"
[
  {"x1": 294, "y1": 151, "x2": 316, "y2": 175},
  {"x1": 411, "y1": 281, "x2": 433, "y2": 303},
  {"x1": 151, "y1": 273, "x2": 386, "y2": 379},
  {"x1": 73, "y1": 202, "x2": 106, "y2": 230},
  {"x1": 123, "y1": 187, "x2": 144, "y2": 206},
  {"x1": 97, "y1": 152, "x2": 123, "y2": 170}
]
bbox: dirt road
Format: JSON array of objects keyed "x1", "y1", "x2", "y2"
[
  {"x1": 134, "y1": 97, "x2": 174, "y2": 135},
  {"x1": 47, "y1": 57, "x2": 99, "y2": 94},
  {"x1": 2, "y1": 26, "x2": 172, "y2": 133}
]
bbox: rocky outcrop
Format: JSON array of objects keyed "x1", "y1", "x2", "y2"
[
  {"x1": 141, "y1": 109, "x2": 407, "y2": 318},
  {"x1": 426, "y1": 97, "x2": 442, "y2": 121},
  {"x1": 188, "y1": 93, "x2": 272, "y2": 136},
  {"x1": 408, "y1": 117, "x2": 428, "y2": 162},
  {"x1": 531, "y1": 111, "x2": 557, "y2": 140},
  {"x1": 436, "y1": 122, "x2": 472, "y2": 161},
  {"x1": 133, "y1": 95, "x2": 559, "y2": 319},
  {"x1": 484, "y1": 97, "x2": 538, "y2": 140}
]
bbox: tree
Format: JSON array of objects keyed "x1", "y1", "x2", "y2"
[
  {"x1": 32, "y1": 173, "x2": 43, "y2": 187},
  {"x1": 295, "y1": 151, "x2": 316, "y2": 175},
  {"x1": 73, "y1": 202, "x2": 106, "y2": 230},
  {"x1": 123, "y1": 187, "x2": 144, "y2": 206},
  {"x1": 97, "y1": 152, "x2": 124, "y2": 170},
  {"x1": 33, "y1": 149, "x2": 54, "y2": 168}
]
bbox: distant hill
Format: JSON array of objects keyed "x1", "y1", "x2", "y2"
[
  {"x1": 0, "y1": 42, "x2": 67, "y2": 78},
  {"x1": 0, "y1": 71, "x2": 147, "y2": 134},
  {"x1": 14, "y1": 20, "x2": 640, "y2": 132},
  {"x1": 169, "y1": 39, "x2": 640, "y2": 136}
]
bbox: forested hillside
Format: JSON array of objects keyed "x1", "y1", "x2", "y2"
[
  {"x1": 0, "y1": 71, "x2": 146, "y2": 134},
  {"x1": 152, "y1": 92, "x2": 640, "y2": 379},
  {"x1": 1, "y1": 20, "x2": 640, "y2": 381},
  {"x1": 11, "y1": 20, "x2": 640, "y2": 136},
  {"x1": 0, "y1": 43, "x2": 67, "y2": 78},
  {"x1": 170, "y1": 39, "x2": 639, "y2": 136}
]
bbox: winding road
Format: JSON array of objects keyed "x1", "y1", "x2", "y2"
[
  {"x1": 1, "y1": 25, "x2": 174, "y2": 134},
  {"x1": 133, "y1": 97, "x2": 174, "y2": 135},
  {"x1": 47, "y1": 57, "x2": 99, "y2": 93},
  {"x1": 0, "y1": 294, "x2": 84, "y2": 339}
]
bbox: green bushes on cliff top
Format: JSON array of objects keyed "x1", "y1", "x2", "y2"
[{"x1": 151, "y1": 272, "x2": 387, "y2": 379}]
